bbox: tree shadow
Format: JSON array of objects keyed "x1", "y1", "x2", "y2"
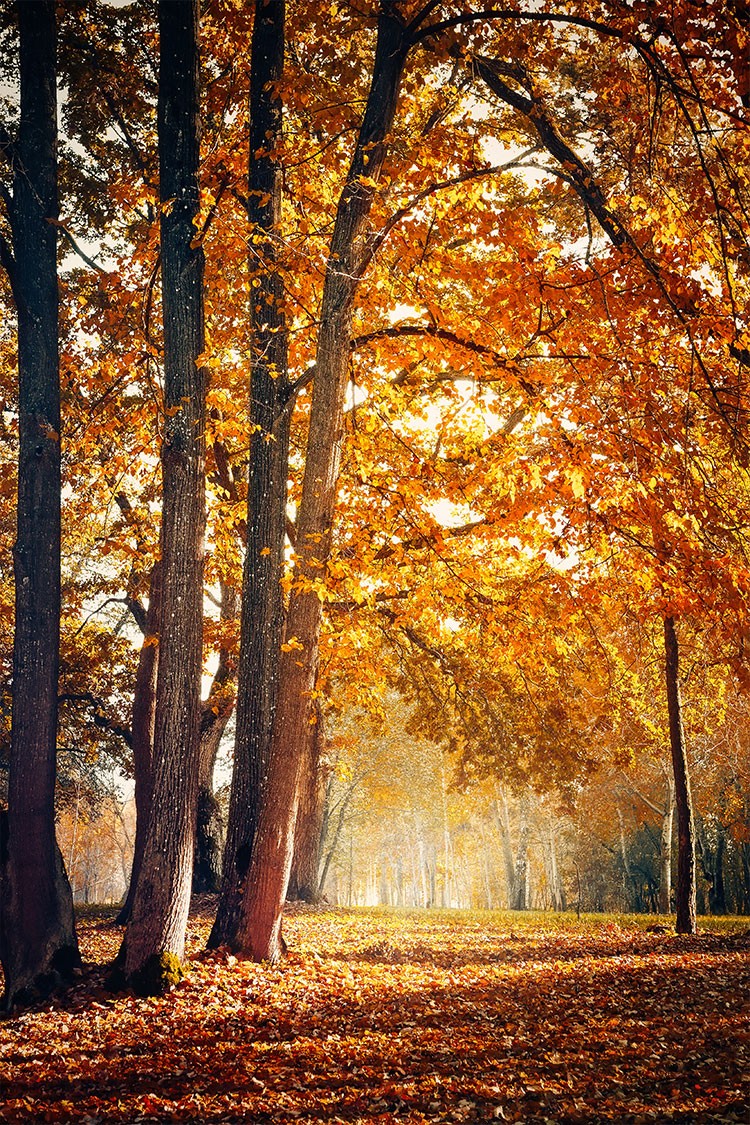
[{"x1": 1, "y1": 943, "x2": 748, "y2": 1123}]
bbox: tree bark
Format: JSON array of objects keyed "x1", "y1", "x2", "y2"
[
  {"x1": 658, "y1": 773, "x2": 675, "y2": 915},
  {"x1": 209, "y1": 0, "x2": 291, "y2": 950},
  {"x1": 0, "y1": 0, "x2": 80, "y2": 1011},
  {"x1": 509, "y1": 797, "x2": 531, "y2": 911},
  {"x1": 663, "y1": 616, "x2": 697, "y2": 934},
  {"x1": 288, "y1": 702, "x2": 327, "y2": 902},
  {"x1": 116, "y1": 563, "x2": 161, "y2": 924},
  {"x1": 546, "y1": 821, "x2": 566, "y2": 911},
  {"x1": 123, "y1": 0, "x2": 206, "y2": 991},
  {"x1": 493, "y1": 790, "x2": 517, "y2": 898},
  {"x1": 193, "y1": 692, "x2": 234, "y2": 894},
  {"x1": 232, "y1": 6, "x2": 409, "y2": 962},
  {"x1": 193, "y1": 580, "x2": 238, "y2": 894},
  {"x1": 317, "y1": 775, "x2": 357, "y2": 901}
]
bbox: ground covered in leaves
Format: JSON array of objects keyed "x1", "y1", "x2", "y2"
[{"x1": 0, "y1": 904, "x2": 748, "y2": 1123}]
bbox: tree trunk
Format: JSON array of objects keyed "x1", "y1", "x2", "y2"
[
  {"x1": 697, "y1": 817, "x2": 729, "y2": 916},
  {"x1": 193, "y1": 696, "x2": 233, "y2": 894},
  {"x1": 711, "y1": 829, "x2": 727, "y2": 915},
  {"x1": 317, "y1": 778, "x2": 357, "y2": 901},
  {"x1": 193, "y1": 581, "x2": 238, "y2": 894},
  {"x1": 231, "y1": 7, "x2": 408, "y2": 962},
  {"x1": 493, "y1": 790, "x2": 517, "y2": 898},
  {"x1": 0, "y1": 0, "x2": 80, "y2": 1011},
  {"x1": 546, "y1": 821, "x2": 566, "y2": 912},
  {"x1": 116, "y1": 563, "x2": 161, "y2": 924},
  {"x1": 288, "y1": 703, "x2": 327, "y2": 902},
  {"x1": 741, "y1": 842, "x2": 750, "y2": 914},
  {"x1": 123, "y1": 0, "x2": 206, "y2": 992},
  {"x1": 440, "y1": 751, "x2": 453, "y2": 908},
  {"x1": 208, "y1": 0, "x2": 291, "y2": 951},
  {"x1": 663, "y1": 616, "x2": 697, "y2": 934},
  {"x1": 509, "y1": 797, "x2": 530, "y2": 911},
  {"x1": 658, "y1": 773, "x2": 675, "y2": 915},
  {"x1": 616, "y1": 804, "x2": 637, "y2": 910}
]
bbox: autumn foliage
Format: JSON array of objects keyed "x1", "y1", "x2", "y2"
[{"x1": 2, "y1": 0, "x2": 750, "y2": 1040}]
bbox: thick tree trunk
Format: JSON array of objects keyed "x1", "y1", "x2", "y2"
[
  {"x1": 232, "y1": 8, "x2": 409, "y2": 962},
  {"x1": 288, "y1": 703, "x2": 327, "y2": 902},
  {"x1": 0, "y1": 0, "x2": 80, "y2": 1011},
  {"x1": 123, "y1": 0, "x2": 206, "y2": 992},
  {"x1": 209, "y1": 0, "x2": 291, "y2": 950},
  {"x1": 116, "y1": 563, "x2": 161, "y2": 924},
  {"x1": 663, "y1": 616, "x2": 697, "y2": 935}
]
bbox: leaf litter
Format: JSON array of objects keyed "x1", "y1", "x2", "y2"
[{"x1": 0, "y1": 903, "x2": 748, "y2": 1123}]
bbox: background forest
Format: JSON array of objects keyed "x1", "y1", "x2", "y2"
[{"x1": 2, "y1": 0, "x2": 750, "y2": 1005}]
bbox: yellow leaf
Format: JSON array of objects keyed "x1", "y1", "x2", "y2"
[{"x1": 281, "y1": 636, "x2": 304, "y2": 652}]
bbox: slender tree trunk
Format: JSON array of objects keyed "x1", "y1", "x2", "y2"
[
  {"x1": 194, "y1": 581, "x2": 238, "y2": 893},
  {"x1": 0, "y1": 0, "x2": 80, "y2": 1011},
  {"x1": 317, "y1": 781, "x2": 357, "y2": 900},
  {"x1": 116, "y1": 563, "x2": 161, "y2": 924},
  {"x1": 288, "y1": 703, "x2": 327, "y2": 902},
  {"x1": 616, "y1": 805, "x2": 634, "y2": 909},
  {"x1": 208, "y1": 0, "x2": 291, "y2": 951},
  {"x1": 510, "y1": 798, "x2": 530, "y2": 911},
  {"x1": 494, "y1": 791, "x2": 517, "y2": 899},
  {"x1": 658, "y1": 773, "x2": 675, "y2": 915},
  {"x1": 663, "y1": 616, "x2": 697, "y2": 934},
  {"x1": 123, "y1": 0, "x2": 206, "y2": 991},
  {"x1": 546, "y1": 822, "x2": 566, "y2": 911},
  {"x1": 741, "y1": 842, "x2": 750, "y2": 913},
  {"x1": 193, "y1": 721, "x2": 227, "y2": 895},
  {"x1": 440, "y1": 751, "x2": 453, "y2": 908},
  {"x1": 711, "y1": 829, "x2": 727, "y2": 915},
  {"x1": 193, "y1": 691, "x2": 234, "y2": 894},
  {"x1": 231, "y1": 7, "x2": 408, "y2": 962}
]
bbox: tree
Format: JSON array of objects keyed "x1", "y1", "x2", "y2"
[
  {"x1": 229, "y1": 1, "x2": 411, "y2": 962},
  {"x1": 209, "y1": 0, "x2": 291, "y2": 949},
  {"x1": 663, "y1": 617, "x2": 697, "y2": 932},
  {"x1": 122, "y1": 0, "x2": 207, "y2": 992},
  {"x1": 0, "y1": 0, "x2": 80, "y2": 1010}
]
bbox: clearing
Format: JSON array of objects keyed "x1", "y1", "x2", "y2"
[{"x1": 0, "y1": 904, "x2": 748, "y2": 1123}]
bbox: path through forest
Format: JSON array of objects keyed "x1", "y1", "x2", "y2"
[{"x1": 0, "y1": 904, "x2": 748, "y2": 1123}]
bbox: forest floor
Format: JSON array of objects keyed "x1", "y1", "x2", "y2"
[{"x1": 0, "y1": 903, "x2": 748, "y2": 1124}]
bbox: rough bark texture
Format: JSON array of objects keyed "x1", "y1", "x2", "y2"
[
  {"x1": 0, "y1": 0, "x2": 80, "y2": 1011},
  {"x1": 117, "y1": 563, "x2": 161, "y2": 924},
  {"x1": 232, "y1": 6, "x2": 408, "y2": 962},
  {"x1": 123, "y1": 0, "x2": 206, "y2": 990},
  {"x1": 208, "y1": 0, "x2": 291, "y2": 949},
  {"x1": 663, "y1": 616, "x2": 697, "y2": 935},
  {"x1": 288, "y1": 702, "x2": 327, "y2": 902},
  {"x1": 193, "y1": 581, "x2": 237, "y2": 894}
]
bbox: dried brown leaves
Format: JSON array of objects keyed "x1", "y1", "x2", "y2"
[{"x1": 0, "y1": 905, "x2": 748, "y2": 1123}]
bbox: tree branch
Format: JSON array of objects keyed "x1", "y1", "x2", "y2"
[{"x1": 58, "y1": 692, "x2": 133, "y2": 748}]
